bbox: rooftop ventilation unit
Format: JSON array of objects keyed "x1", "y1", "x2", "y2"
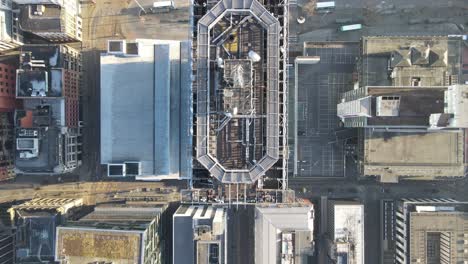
[
  {"x1": 107, "y1": 163, "x2": 125, "y2": 177},
  {"x1": 107, "y1": 40, "x2": 126, "y2": 55}
]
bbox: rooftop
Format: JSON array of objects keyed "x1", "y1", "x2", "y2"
[
  {"x1": 55, "y1": 203, "x2": 165, "y2": 264},
  {"x1": 100, "y1": 39, "x2": 192, "y2": 180},
  {"x1": 14, "y1": 100, "x2": 68, "y2": 173},
  {"x1": 361, "y1": 36, "x2": 462, "y2": 87},
  {"x1": 55, "y1": 227, "x2": 144, "y2": 264},
  {"x1": 16, "y1": 45, "x2": 73, "y2": 98},
  {"x1": 363, "y1": 129, "x2": 465, "y2": 182},
  {"x1": 397, "y1": 199, "x2": 468, "y2": 264},
  {"x1": 255, "y1": 205, "x2": 314, "y2": 264},
  {"x1": 173, "y1": 205, "x2": 227, "y2": 264},
  {"x1": 195, "y1": 0, "x2": 281, "y2": 183},
  {"x1": 327, "y1": 201, "x2": 365, "y2": 264},
  {"x1": 18, "y1": 4, "x2": 62, "y2": 33},
  {"x1": 11, "y1": 197, "x2": 83, "y2": 213}
]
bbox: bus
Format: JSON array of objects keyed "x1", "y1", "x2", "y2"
[
  {"x1": 315, "y1": 1, "x2": 335, "y2": 13},
  {"x1": 340, "y1": 24, "x2": 362, "y2": 32},
  {"x1": 150, "y1": 0, "x2": 176, "y2": 13}
]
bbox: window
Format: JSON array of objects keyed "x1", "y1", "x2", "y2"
[{"x1": 411, "y1": 77, "x2": 421, "y2": 86}]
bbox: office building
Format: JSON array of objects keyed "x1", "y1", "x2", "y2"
[
  {"x1": 335, "y1": 36, "x2": 467, "y2": 182},
  {"x1": 394, "y1": 198, "x2": 468, "y2": 264},
  {"x1": 55, "y1": 203, "x2": 166, "y2": 264},
  {"x1": 254, "y1": 204, "x2": 315, "y2": 264},
  {"x1": 173, "y1": 205, "x2": 227, "y2": 264},
  {"x1": 15, "y1": 0, "x2": 82, "y2": 42},
  {"x1": 100, "y1": 39, "x2": 192, "y2": 180},
  {"x1": 0, "y1": 0, "x2": 23, "y2": 52},
  {"x1": 15, "y1": 44, "x2": 81, "y2": 174},
  {"x1": 193, "y1": 0, "x2": 289, "y2": 183},
  {"x1": 9, "y1": 198, "x2": 83, "y2": 263},
  {"x1": 326, "y1": 201, "x2": 364, "y2": 264}
]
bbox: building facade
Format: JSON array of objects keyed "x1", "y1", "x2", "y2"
[
  {"x1": 0, "y1": 62, "x2": 16, "y2": 181},
  {"x1": 0, "y1": 229, "x2": 15, "y2": 264},
  {"x1": 0, "y1": 0, "x2": 23, "y2": 52}
]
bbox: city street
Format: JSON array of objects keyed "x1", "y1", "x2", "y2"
[{"x1": 289, "y1": 176, "x2": 468, "y2": 263}]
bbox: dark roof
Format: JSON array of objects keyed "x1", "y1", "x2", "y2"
[
  {"x1": 18, "y1": 4, "x2": 62, "y2": 33},
  {"x1": 366, "y1": 86, "x2": 446, "y2": 126}
]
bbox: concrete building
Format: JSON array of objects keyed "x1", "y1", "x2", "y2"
[
  {"x1": 254, "y1": 205, "x2": 315, "y2": 264},
  {"x1": 193, "y1": 0, "x2": 289, "y2": 184},
  {"x1": 394, "y1": 198, "x2": 468, "y2": 264},
  {"x1": 0, "y1": 0, "x2": 23, "y2": 52},
  {"x1": 326, "y1": 201, "x2": 364, "y2": 264},
  {"x1": 100, "y1": 39, "x2": 192, "y2": 180},
  {"x1": 173, "y1": 205, "x2": 227, "y2": 264},
  {"x1": 15, "y1": 0, "x2": 82, "y2": 42},
  {"x1": 8, "y1": 198, "x2": 83, "y2": 263},
  {"x1": 336, "y1": 36, "x2": 467, "y2": 182},
  {"x1": 15, "y1": 44, "x2": 81, "y2": 174},
  {"x1": 55, "y1": 203, "x2": 166, "y2": 264}
]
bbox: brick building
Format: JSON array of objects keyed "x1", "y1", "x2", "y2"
[
  {"x1": 0, "y1": 62, "x2": 16, "y2": 181},
  {"x1": 15, "y1": 44, "x2": 81, "y2": 174},
  {"x1": 0, "y1": 63, "x2": 16, "y2": 112}
]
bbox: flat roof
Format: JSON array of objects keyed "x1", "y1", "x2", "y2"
[
  {"x1": 55, "y1": 227, "x2": 144, "y2": 264},
  {"x1": 255, "y1": 206, "x2": 314, "y2": 264},
  {"x1": 100, "y1": 39, "x2": 192, "y2": 180},
  {"x1": 366, "y1": 86, "x2": 446, "y2": 127},
  {"x1": 15, "y1": 99, "x2": 67, "y2": 173},
  {"x1": 18, "y1": 5, "x2": 62, "y2": 33},
  {"x1": 363, "y1": 129, "x2": 465, "y2": 181},
  {"x1": 409, "y1": 211, "x2": 468, "y2": 262},
  {"x1": 331, "y1": 203, "x2": 364, "y2": 264}
]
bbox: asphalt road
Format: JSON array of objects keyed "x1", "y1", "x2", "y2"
[
  {"x1": 227, "y1": 206, "x2": 255, "y2": 264},
  {"x1": 289, "y1": 0, "x2": 468, "y2": 51}
]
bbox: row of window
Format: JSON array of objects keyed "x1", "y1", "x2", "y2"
[{"x1": 0, "y1": 67, "x2": 15, "y2": 74}]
